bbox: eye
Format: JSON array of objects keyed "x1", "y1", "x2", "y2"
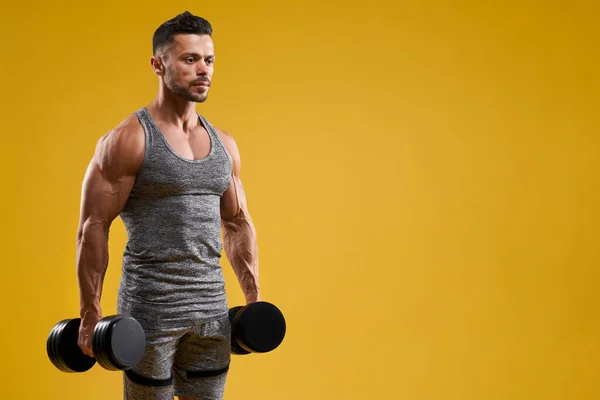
[
  {"x1": 206, "y1": 58, "x2": 214, "y2": 65},
  {"x1": 185, "y1": 58, "x2": 195, "y2": 64}
]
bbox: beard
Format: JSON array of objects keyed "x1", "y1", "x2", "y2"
[{"x1": 164, "y1": 67, "x2": 209, "y2": 103}]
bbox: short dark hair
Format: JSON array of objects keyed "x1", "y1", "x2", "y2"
[{"x1": 152, "y1": 11, "x2": 212, "y2": 55}]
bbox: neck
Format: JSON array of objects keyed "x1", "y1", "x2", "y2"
[{"x1": 147, "y1": 84, "x2": 199, "y2": 131}]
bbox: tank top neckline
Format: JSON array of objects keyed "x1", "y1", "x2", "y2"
[{"x1": 141, "y1": 107, "x2": 215, "y2": 164}]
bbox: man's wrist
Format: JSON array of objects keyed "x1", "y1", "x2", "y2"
[
  {"x1": 244, "y1": 287, "x2": 261, "y2": 303},
  {"x1": 80, "y1": 303, "x2": 102, "y2": 321}
]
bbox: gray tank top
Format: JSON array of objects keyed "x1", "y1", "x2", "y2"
[{"x1": 116, "y1": 107, "x2": 232, "y2": 326}]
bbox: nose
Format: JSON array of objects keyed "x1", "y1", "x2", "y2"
[{"x1": 196, "y1": 60, "x2": 210, "y2": 76}]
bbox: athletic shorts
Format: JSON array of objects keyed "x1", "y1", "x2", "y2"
[{"x1": 122, "y1": 315, "x2": 231, "y2": 400}]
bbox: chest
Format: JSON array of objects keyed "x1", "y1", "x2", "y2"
[
  {"x1": 160, "y1": 125, "x2": 212, "y2": 161},
  {"x1": 134, "y1": 123, "x2": 232, "y2": 197}
]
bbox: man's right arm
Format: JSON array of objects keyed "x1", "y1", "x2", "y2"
[{"x1": 76, "y1": 116, "x2": 144, "y2": 357}]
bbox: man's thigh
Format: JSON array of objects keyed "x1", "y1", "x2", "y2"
[
  {"x1": 172, "y1": 315, "x2": 231, "y2": 400},
  {"x1": 122, "y1": 326, "x2": 188, "y2": 400}
]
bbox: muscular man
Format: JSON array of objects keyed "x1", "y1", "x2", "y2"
[{"x1": 75, "y1": 11, "x2": 260, "y2": 399}]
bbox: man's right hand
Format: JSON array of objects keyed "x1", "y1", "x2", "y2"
[{"x1": 78, "y1": 314, "x2": 102, "y2": 357}]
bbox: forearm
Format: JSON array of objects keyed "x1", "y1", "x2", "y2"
[
  {"x1": 222, "y1": 211, "x2": 260, "y2": 302},
  {"x1": 76, "y1": 219, "x2": 110, "y2": 320}
]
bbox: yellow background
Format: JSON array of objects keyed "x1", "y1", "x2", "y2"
[{"x1": 0, "y1": 0, "x2": 598, "y2": 399}]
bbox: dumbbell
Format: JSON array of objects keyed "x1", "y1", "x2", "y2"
[
  {"x1": 228, "y1": 301, "x2": 286, "y2": 355},
  {"x1": 46, "y1": 315, "x2": 146, "y2": 373}
]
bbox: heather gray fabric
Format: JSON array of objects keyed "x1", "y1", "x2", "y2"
[
  {"x1": 123, "y1": 315, "x2": 231, "y2": 400},
  {"x1": 115, "y1": 107, "x2": 233, "y2": 399},
  {"x1": 116, "y1": 106, "x2": 232, "y2": 328}
]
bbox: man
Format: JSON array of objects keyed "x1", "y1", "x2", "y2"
[{"x1": 75, "y1": 11, "x2": 260, "y2": 400}]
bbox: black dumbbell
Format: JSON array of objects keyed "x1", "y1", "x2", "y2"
[
  {"x1": 46, "y1": 315, "x2": 146, "y2": 373},
  {"x1": 228, "y1": 301, "x2": 286, "y2": 355}
]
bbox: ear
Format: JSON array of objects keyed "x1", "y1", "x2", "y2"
[{"x1": 150, "y1": 56, "x2": 165, "y2": 77}]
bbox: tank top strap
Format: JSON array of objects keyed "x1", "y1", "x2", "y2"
[
  {"x1": 197, "y1": 113, "x2": 233, "y2": 169},
  {"x1": 133, "y1": 107, "x2": 159, "y2": 151}
]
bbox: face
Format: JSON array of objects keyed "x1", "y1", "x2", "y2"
[{"x1": 153, "y1": 34, "x2": 215, "y2": 103}]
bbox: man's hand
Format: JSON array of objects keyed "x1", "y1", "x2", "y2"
[{"x1": 77, "y1": 313, "x2": 102, "y2": 357}]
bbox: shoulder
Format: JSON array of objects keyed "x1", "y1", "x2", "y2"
[
  {"x1": 98, "y1": 113, "x2": 144, "y2": 151},
  {"x1": 95, "y1": 113, "x2": 145, "y2": 176}
]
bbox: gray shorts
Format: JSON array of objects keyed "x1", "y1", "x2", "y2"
[{"x1": 122, "y1": 315, "x2": 231, "y2": 400}]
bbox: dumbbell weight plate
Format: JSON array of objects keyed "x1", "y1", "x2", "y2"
[
  {"x1": 233, "y1": 302, "x2": 286, "y2": 353},
  {"x1": 108, "y1": 316, "x2": 146, "y2": 369},
  {"x1": 92, "y1": 316, "x2": 116, "y2": 370},
  {"x1": 93, "y1": 315, "x2": 146, "y2": 371},
  {"x1": 46, "y1": 320, "x2": 64, "y2": 370},
  {"x1": 228, "y1": 306, "x2": 250, "y2": 355},
  {"x1": 49, "y1": 323, "x2": 70, "y2": 372},
  {"x1": 47, "y1": 320, "x2": 68, "y2": 371},
  {"x1": 46, "y1": 318, "x2": 96, "y2": 373}
]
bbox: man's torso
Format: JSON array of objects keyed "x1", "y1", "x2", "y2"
[{"x1": 116, "y1": 107, "x2": 232, "y2": 326}]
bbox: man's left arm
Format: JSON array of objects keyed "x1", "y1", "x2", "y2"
[{"x1": 218, "y1": 129, "x2": 261, "y2": 304}]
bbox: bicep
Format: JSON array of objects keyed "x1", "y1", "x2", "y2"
[
  {"x1": 79, "y1": 156, "x2": 136, "y2": 229},
  {"x1": 219, "y1": 131, "x2": 248, "y2": 222},
  {"x1": 220, "y1": 175, "x2": 245, "y2": 222}
]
